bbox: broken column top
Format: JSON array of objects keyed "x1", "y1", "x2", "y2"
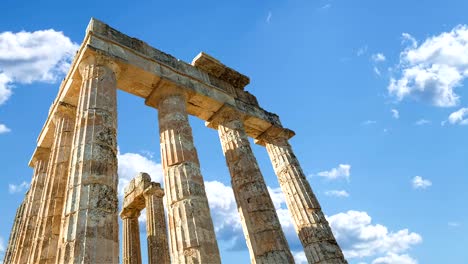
[{"x1": 192, "y1": 52, "x2": 250, "y2": 90}]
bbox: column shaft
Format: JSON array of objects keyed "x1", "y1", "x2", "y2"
[
  {"x1": 214, "y1": 112, "x2": 294, "y2": 264},
  {"x1": 29, "y1": 110, "x2": 75, "y2": 264},
  {"x1": 144, "y1": 186, "x2": 170, "y2": 264},
  {"x1": 57, "y1": 57, "x2": 119, "y2": 263},
  {"x1": 12, "y1": 148, "x2": 50, "y2": 263},
  {"x1": 121, "y1": 210, "x2": 142, "y2": 264},
  {"x1": 158, "y1": 94, "x2": 221, "y2": 263},
  {"x1": 4, "y1": 196, "x2": 27, "y2": 263},
  {"x1": 265, "y1": 136, "x2": 347, "y2": 263}
]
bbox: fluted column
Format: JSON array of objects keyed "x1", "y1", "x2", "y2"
[
  {"x1": 29, "y1": 104, "x2": 75, "y2": 264},
  {"x1": 258, "y1": 127, "x2": 347, "y2": 264},
  {"x1": 12, "y1": 147, "x2": 50, "y2": 264},
  {"x1": 158, "y1": 93, "x2": 221, "y2": 263},
  {"x1": 207, "y1": 106, "x2": 294, "y2": 264},
  {"x1": 4, "y1": 195, "x2": 27, "y2": 263},
  {"x1": 143, "y1": 183, "x2": 170, "y2": 264},
  {"x1": 121, "y1": 208, "x2": 142, "y2": 264},
  {"x1": 56, "y1": 55, "x2": 120, "y2": 263}
]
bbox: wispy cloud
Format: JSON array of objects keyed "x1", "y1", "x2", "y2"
[
  {"x1": 319, "y1": 3, "x2": 331, "y2": 10},
  {"x1": 357, "y1": 45, "x2": 368, "y2": 56},
  {"x1": 316, "y1": 164, "x2": 351, "y2": 181},
  {"x1": 8, "y1": 181, "x2": 29, "y2": 194},
  {"x1": 266, "y1": 11, "x2": 272, "y2": 23},
  {"x1": 325, "y1": 190, "x2": 350, "y2": 198},
  {"x1": 415, "y1": 119, "x2": 431, "y2": 125},
  {"x1": 372, "y1": 53, "x2": 386, "y2": 62},
  {"x1": 448, "y1": 222, "x2": 461, "y2": 227},
  {"x1": 391, "y1": 109, "x2": 400, "y2": 119},
  {"x1": 362, "y1": 120, "x2": 377, "y2": 125},
  {"x1": 412, "y1": 176, "x2": 432, "y2": 189}
]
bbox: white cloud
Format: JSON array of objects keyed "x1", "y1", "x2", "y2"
[
  {"x1": 0, "y1": 29, "x2": 78, "y2": 105},
  {"x1": 8, "y1": 181, "x2": 29, "y2": 194},
  {"x1": 329, "y1": 210, "x2": 422, "y2": 259},
  {"x1": 415, "y1": 119, "x2": 431, "y2": 125},
  {"x1": 372, "y1": 253, "x2": 417, "y2": 264},
  {"x1": 362, "y1": 120, "x2": 377, "y2": 125},
  {"x1": 317, "y1": 164, "x2": 351, "y2": 180},
  {"x1": 325, "y1": 190, "x2": 350, "y2": 198},
  {"x1": 448, "y1": 222, "x2": 461, "y2": 227},
  {"x1": 391, "y1": 109, "x2": 399, "y2": 119},
  {"x1": 412, "y1": 176, "x2": 432, "y2": 189},
  {"x1": 357, "y1": 45, "x2": 368, "y2": 56},
  {"x1": 372, "y1": 53, "x2": 386, "y2": 62},
  {"x1": 293, "y1": 251, "x2": 307, "y2": 264},
  {"x1": 388, "y1": 25, "x2": 468, "y2": 107},
  {"x1": 117, "y1": 152, "x2": 164, "y2": 197},
  {"x1": 447, "y1": 107, "x2": 468, "y2": 125},
  {"x1": 374, "y1": 67, "x2": 382, "y2": 76},
  {"x1": 0, "y1": 123, "x2": 10, "y2": 134}
]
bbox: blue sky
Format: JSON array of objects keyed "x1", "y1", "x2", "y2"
[{"x1": 1, "y1": 0, "x2": 467, "y2": 263}]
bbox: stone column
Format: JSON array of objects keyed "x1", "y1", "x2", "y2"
[
  {"x1": 12, "y1": 147, "x2": 50, "y2": 264},
  {"x1": 158, "y1": 92, "x2": 221, "y2": 263},
  {"x1": 29, "y1": 104, "x2": 76, "y2": 264},
  {"x1": 56, "y1": 55, "x2": 120, "y2": 264},
  {"x1": 143, "y1": 183, "x2": 170, "y2": 264},
  {"x1": 257, "y1": 127, "x2": 347, "y2": 264},
  {"x1": 121, "y1": 208, "x2": 142, "y2": 264},
  {"x1": 207, "y1": 106, "x2": 294, "y2": 264},
  {"x1": 4, "y1": 195, "x2": 27, "y2": 263}
]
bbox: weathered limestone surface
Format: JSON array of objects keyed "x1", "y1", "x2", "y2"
[
  {"x1": 56, "y1": 55, "x2": 119, "y2": 264},
  {"x1": 158, "y1": 93, "x2": 221, "y2": 264},
  {"x1": 29, "y1": 105, "x2": 75, "y2": 264},
  {"x1": 121, "y1": 208, "x2": 142, "y2": 264},
  {"x1": 144, "y1": 183, "x2": 170, "y2": 264},
  {"x1": 12, "y1": 147, "x2": 50, "y2": 264},
  {"x1": 4, "y1": 195, "x2": 27, "y2": 263},
  {"x1": 208, "y1": 106, "x2": 294, "y2": 264},
  {"x1": 257, "y1": 127, "x2": 347, "y2": 264}
]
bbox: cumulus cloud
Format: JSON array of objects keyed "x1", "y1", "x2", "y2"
[
  {"x1": 329, "y1": 210, "x2": 422, "y2": 259},
  {"x1": 325, "y1": 190, "x2": 350, "y2": 198},
  {"x1": 317, "y1": 164, "x2": 351, "y2": 180},
  {"x1": 391, "y1": 109, "x2": 399, "y2": 119},
  {"x1": 117, "y1": 152, "x2": 164, "y2": 197},
  {"x1": 372, "y1": 53, "x2": 386, "y2": 62},
  {"x1": 0, "y1": 29, "x2": 78, "y2": 105},
  {"x1": 372, "y1": 253, "x2": 417, "y2": 264},
  {"x1": 0, "y1": 123, "x2": 10, "y2": 134},
  {"x1": 8, "y1": 181, "x2": 29, "y2": 194},
  {"x1": 412, "y1": 176, "x2": 432, "y2": 189},
  {"x1": 388, "y1": 25, "x2": 468, "y2": 107},
  {"x1": 447, "y1": 107, "x2": 468, "y2": 125}
]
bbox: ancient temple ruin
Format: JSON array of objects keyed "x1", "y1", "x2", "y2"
[{"x1": 4, "y1": 18, "x2": 347, "y2": 264}]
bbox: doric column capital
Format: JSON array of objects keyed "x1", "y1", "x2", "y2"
[
  {"x1": 52, "y1": 101, "x2": 76, "y2": 124},
  {"x1": 255, "y1": 125, "x2": 295, "y2": 146},
  {"x1": 78, "y1": 54, "x2": 120, "y2": 79},
  {"x1": 120, "y1": 208, "x2": 141, "y2": 219},
  {"x1": 145, "y1": 78, "x2": 192, "y2": 109},
  {"x1": 28, "y1": 147, "x2": 51, "y2": 168},
  {"x1": 143, "y1": 182, "x2": 164, "y2": 198},
  {"x1": 206, "y1": 104, "x2": 245, "y2": 129}
]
